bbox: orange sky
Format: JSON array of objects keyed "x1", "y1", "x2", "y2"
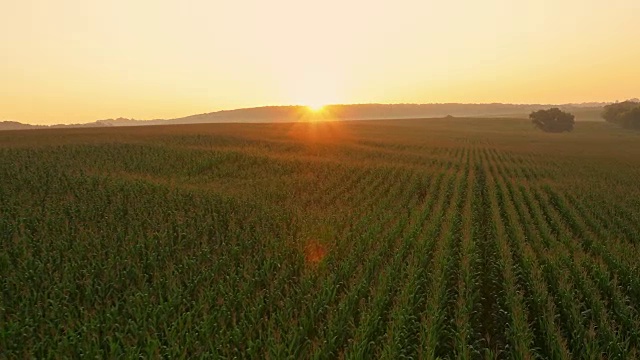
[{"x1": 1, "y1": 0, "x2": 639, "y2": 125}]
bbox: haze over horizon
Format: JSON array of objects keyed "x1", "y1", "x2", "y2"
[{"x1": 2, "y1": 0, "x2": 639, "y2": 125}]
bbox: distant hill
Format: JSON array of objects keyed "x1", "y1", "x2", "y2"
[
  {"x1": 0, "y1": 102, "x2": 611, "y2": 131},
  {"x1": 164, "y1": 103, "x2": 609, "y2": 124},
  {"x1": 0, "y1": 121, "x2": 47, "y2": 130}
]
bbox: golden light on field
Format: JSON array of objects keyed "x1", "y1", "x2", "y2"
[{"x1": 1, "y1": 0, "x2": 639, "y2": 124}]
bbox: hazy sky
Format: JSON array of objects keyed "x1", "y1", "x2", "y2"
[{"x1": 1, "y1": 0, "x2": 639, "y2": 124}]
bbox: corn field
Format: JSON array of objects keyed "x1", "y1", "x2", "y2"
[{"x1": 1, "y1": 118, "x2": 639, "y2": 358}]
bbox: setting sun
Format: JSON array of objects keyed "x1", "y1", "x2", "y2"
[{"x1": 307, "y1": 103, "x2": 326, "y2": 112}]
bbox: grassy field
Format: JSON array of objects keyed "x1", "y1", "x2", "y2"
[{"x1": 2, "y1": 118, "x2": 640, "y2": 358}]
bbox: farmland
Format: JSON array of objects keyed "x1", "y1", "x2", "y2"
[{"x1": 1, "y1": 118, "x2": 640, "y2": 358}]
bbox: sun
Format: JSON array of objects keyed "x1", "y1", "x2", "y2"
[{"x1": 307, "y1": 102, "x2": 326, "y2": 112}]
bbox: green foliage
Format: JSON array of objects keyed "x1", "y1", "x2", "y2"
[
  {"x1": 602, "y1": 100, "x2": 640, "y2": 129},
  {"x1": 1, "y1": 118, "x2": 639, "y2": 357},
  {"x1": 530, "y1": 108, "x2": 575, "y2": 133}
]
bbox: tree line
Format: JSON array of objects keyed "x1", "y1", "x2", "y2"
[{"x1": 530, "y1": 99, "x2": 640, "y2": 133}]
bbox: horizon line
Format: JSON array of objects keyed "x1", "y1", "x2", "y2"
[{"x1": 2, "y1": 99, "x2": 630, "y2": 126}]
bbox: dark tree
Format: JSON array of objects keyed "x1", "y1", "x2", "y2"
[
  {"x1": 530, "y1": 108, "x2": 575, "y2": 133},
  {"x1": 602, "y1": 100, "x2": 640, "y2": 129}
]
